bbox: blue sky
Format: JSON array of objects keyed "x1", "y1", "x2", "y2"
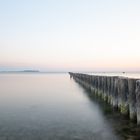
[{"x1": 0, "y1": 0, "x2": 140, "y2": 71}]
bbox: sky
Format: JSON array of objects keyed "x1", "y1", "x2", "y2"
[{"x1": 0, "y1": 0, "x2": 140, "y2": 72}]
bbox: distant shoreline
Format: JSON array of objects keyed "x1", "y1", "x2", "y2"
[
  {"x1": 0, "y1": 71, "x2": 68, "y2": 73},
  {"x1": 0, "y1": 70, "x2": 40, "y2": 73},
  {"x1": 1, "y1": 71, "x2": 140, "y2": 74}
]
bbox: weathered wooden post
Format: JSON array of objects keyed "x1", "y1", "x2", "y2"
[
  {"x1": 110, "y1": 77, "x2": 114, "y2": 105},
  {"x1": 94, "y1": 76, "x2": 98, "y2": 96},
  {"x1": 101, "y1": 76, "x2": 105, "y2": 99},
  {"x1": 128, "y1": 78, "x2": 137, "y2": 121},
  {"x1": 96, "y1": 76, "x2": 101, "y2": 97},
  {"x1": 118, "y1": 77, "x2": 129, "y2": 115},
  {"x1": 136, "y1": 80, "x2": 140, "y2": 124},
  {"x1": 90, "y1": 75, "x2": 95, "y2": 93},
  {"x1": 112, "y1": 77, "x2": 119, "y2": 108},
  {"x1": 103, "y1": 76, "x2": 108, "y2": 102},
  {"x1": 106, "y1": 77, "x2": 111, "y2": 104},
  {"x1": 86, "y1": 75, "x2": 91, "y2": 89}
]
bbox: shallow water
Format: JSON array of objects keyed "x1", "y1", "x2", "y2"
[{"x1": 0, "y1": 73, "x2": 138, "y2": 140}]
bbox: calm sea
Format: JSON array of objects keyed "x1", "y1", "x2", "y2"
[
  {"x1": 88, "y1": 72, "x2": 140, "y2": 79},
  {"x1": 0, "y1": 73, "x2": 139, "y2": 140}
]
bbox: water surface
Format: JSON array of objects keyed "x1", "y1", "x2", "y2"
[
  {"x1": 88, "y1": 72, "x2": 140, "y2": 79},
  {"x1": 0, "y1": 73, "x2": 126, "y2": 140}
]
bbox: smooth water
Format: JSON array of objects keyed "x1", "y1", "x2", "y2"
[
  {"x1": 88, "y1": 72, "x2": 140, "y2": 79},
  {"x1": 0, "y1": 73, "x2": 136, "y2": 140}
]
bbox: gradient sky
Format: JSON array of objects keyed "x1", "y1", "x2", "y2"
[{"x1": 0, "y1": 0, "x2": 140, "y2": 72}]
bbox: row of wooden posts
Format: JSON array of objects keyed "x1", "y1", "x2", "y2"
[{"x1": 69, "y1": 72, "x2": 140, "y2": 125}]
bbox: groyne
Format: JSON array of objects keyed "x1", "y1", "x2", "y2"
[{"x1": 69, "y1": 72, "x2": 140, "y2": 124}]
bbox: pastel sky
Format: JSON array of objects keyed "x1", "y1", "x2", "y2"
[{"x1": 0, "y1": 0, "x2": 140, "y2": 72}]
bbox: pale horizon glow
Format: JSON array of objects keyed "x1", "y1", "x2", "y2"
[{"x1": 0, "y1": 0, "x2": 140, "y2": 72}]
